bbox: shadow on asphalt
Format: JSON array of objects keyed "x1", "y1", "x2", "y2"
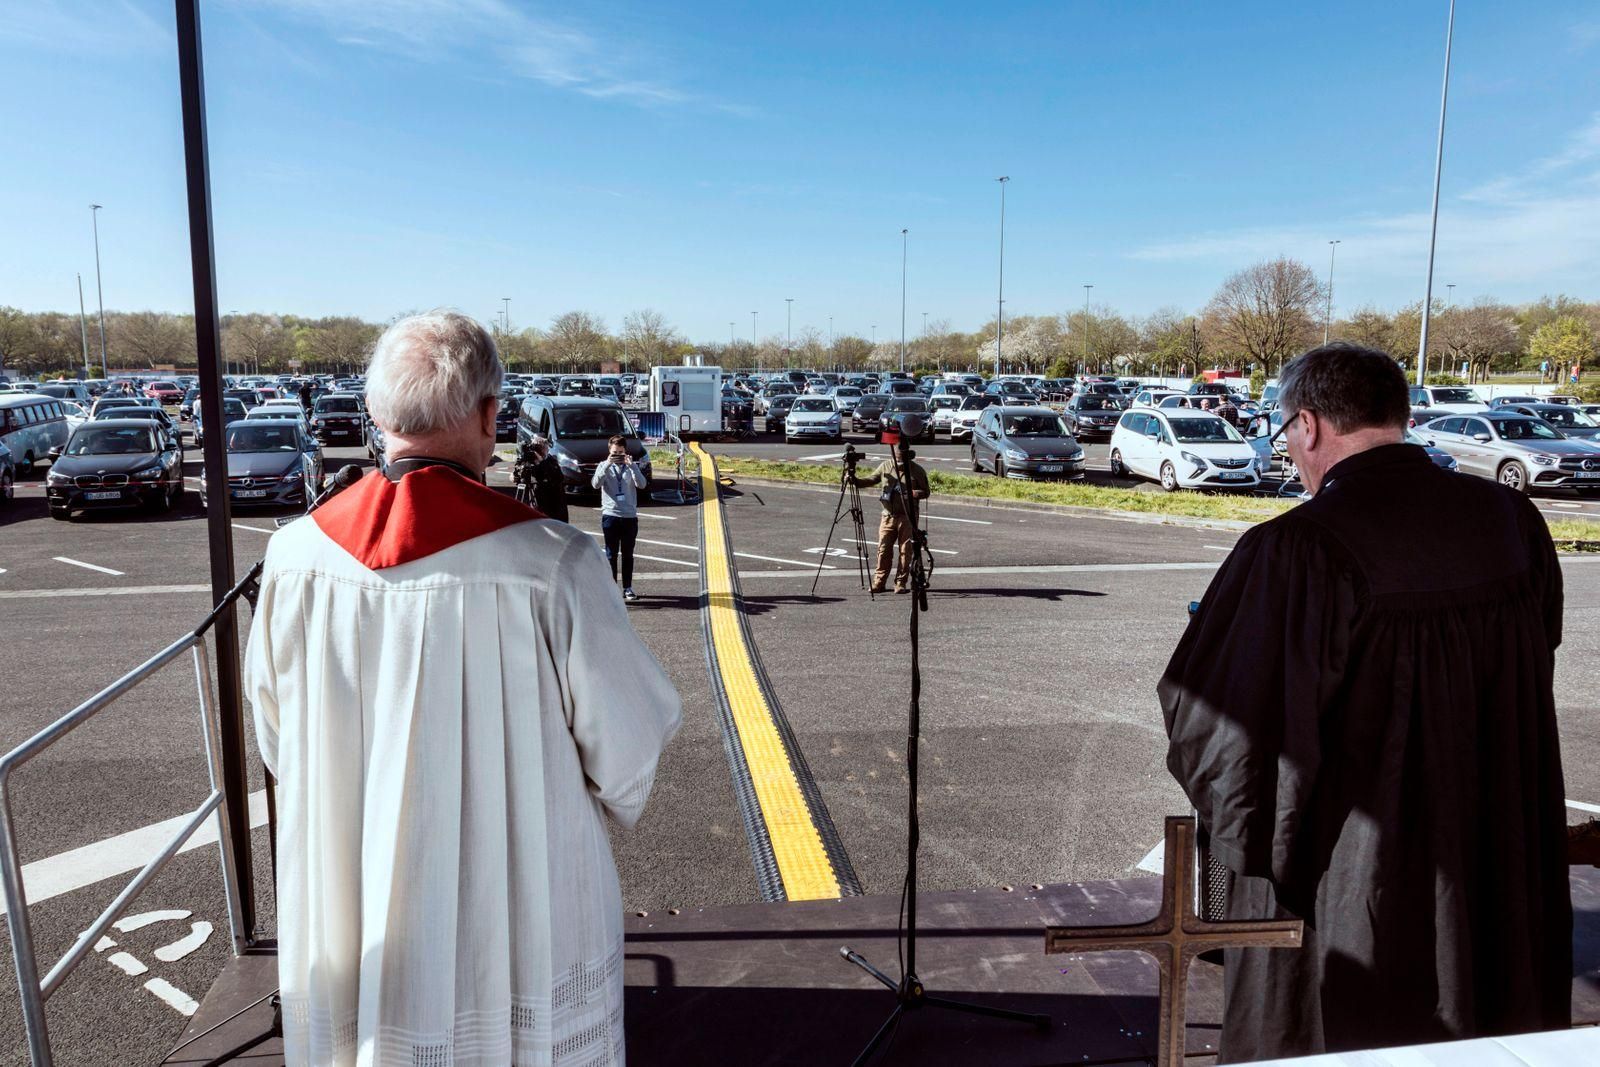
[
  {"x1": 628, "y1": 593, "x2": 848, "y2": 616},
  {"x1": 925, "y1": 586, "x2": 1108, "y2": 602}
]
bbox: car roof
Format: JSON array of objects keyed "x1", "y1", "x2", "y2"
[
  {"x1": 535, "y1": 395, "x2": 622, "y2": 408},
  {"x1": 75, "y1": 418, "x2": 161, "y2": 430},
  {"x1": 995, "y1": 406, "x2": 1061, "y2": 417}
]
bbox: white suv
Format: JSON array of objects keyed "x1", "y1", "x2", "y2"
[
  {"x1": 1409, "y1": 385, "x2": 1488, "y2": 415},
  {"x1": 1109, "y1": 409, "x2": 1262, "y2": 491}
]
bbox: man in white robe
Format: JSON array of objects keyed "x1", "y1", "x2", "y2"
[{"x1": 246, "y1": 310, "x2": 682, "y2": 1067}]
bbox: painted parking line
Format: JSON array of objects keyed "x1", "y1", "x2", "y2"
[
  {"x1": 1567, "y1": 799, "x2": 1600, "y2": 815},
  {"x1": 927, "y1": 514, "x2": 992, "y2": 525},
  {"x1": 635, "y1": 553, "x2": 699, "y2": 568},
  {"x1": 231, "y1": 523, "x2": 275, "y2": 535},
  {"x1": 53, "y1": 556, "x2": 125, "y2": 576},
  {"x1": 735, "y1": 550, "x2": 834, "y2": 569},
  {"x1": 0, "y1": 584, "x2": 210, "y2": 601},
  {"x1": 1202, "y1": 545, "x2": 1233, "y2": 551},
  {"x1": 844, "y1": 536, "x2": 956, "y2": 556},
  {"x1": 1551, "y1": 503, "x2": 1582, "y2": 510},
  {"x1": 798, "y1": 451, "x2": 847, "y2": 461}
]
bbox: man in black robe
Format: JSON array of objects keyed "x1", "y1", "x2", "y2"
[{"x1": 1159, "y1": 343, "x2": 1570, "y2": 1061}]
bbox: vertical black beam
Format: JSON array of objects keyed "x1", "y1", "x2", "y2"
[{"x1": 175, "y1": 0, "x2": 255, "y2": 940}]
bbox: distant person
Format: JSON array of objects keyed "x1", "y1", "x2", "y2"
[
  {"x1": 518, "y1": 433, "x2": 569, "y2": 522},
  {"x1": 247, "y1": 310, "x2": 680, "y2": 1066},
  {"x1": 851, "y1": 447, "x2": 930, "y2": 594},
  {"x1": 298, "y1": 380, "x2": 313, "y2": 414},
  {"x1": 1160, "y1": 343, "x2": 1569, "y2": 1061},
  {"x1": 1214, "y1": 395, "x2": 1239, "y2": 427},
  {"x1": 593, "y1": 435, "x2": 647, "y2": 602}
]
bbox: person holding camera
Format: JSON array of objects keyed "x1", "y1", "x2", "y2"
[
  {"x1": 518, "y1": 433, "x2": 568, "y2": 522},
  {"x1": 593, "y1": 434, "x2": 647, "y2": 602},
  {"x1": 851, "y1": 449, "x2": 930, "y2": 594}
]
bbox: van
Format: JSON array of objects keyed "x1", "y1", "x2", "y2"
[
  {"x1": 0, "y1": 394, "x2": 71, "y2": 476},
  {"x1": 33, "y1": 381, "x2": 92, "y2": 405}
]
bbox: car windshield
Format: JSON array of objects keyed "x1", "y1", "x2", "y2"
[
  {"x1": 1169, "y1": 417, "x2": 1244, "y2": 444},
  {"x1": 1076, "y1": 396, "x2": 1125, "y2": 411},
  {"x1": 930, "y1": 397, "x2": 961, "y2": 410},
  {"x1": 792, "y1": 398, "x2": 834, "y2": 412},
  {"x1": 959, "y1": 396, "x2": 995, "y2": 411},
  {"x1": 1433, "y1": 388, "x2": 1480, "y2": 403},
  {"x1": 68, "y1": 426, "x2": 156, "y2": 455},
  {"x1": 887, "y1": 398, "x2": 928, "y2": 411},
  {"x1": 834, "y1": 387, "x2": 861, "y2": 397},
  {"x1": 1540, "y1": 407, "x2": 1597, "y2": 428},
  {"x1": 315, "y1": 397, "x2": 362, "y2": 413},
  {"x1": 1493, "y1": 418, "x2": 1562, "y2": 441},
  {"x1": 554, "y1": 407, "x2": 631, "y2": 438},
  {"x1": 1003, "y1": 414, "x2": 1069, "y2": 437},
  {"x1": 228, "y1": 425, "x2": 301, "y2": 452}
]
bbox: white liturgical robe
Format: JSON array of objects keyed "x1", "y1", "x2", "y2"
[{"x1": 245, "y1": 466, "x2": 682, "y2": 1067}]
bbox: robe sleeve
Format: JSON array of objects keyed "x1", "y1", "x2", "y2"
[
  {"x1": 1519, "y1": 494, "x2": 1563, "y2": 655},
  {"x1": 243, "y1": 573, "x2": 282, "y2": 779},
  {"x1": 1157, "y1": 516, "x2": 1359, "y2": 885},
  {"x1": 552, "y1": 535, "x2": 683, "y2": 828}
]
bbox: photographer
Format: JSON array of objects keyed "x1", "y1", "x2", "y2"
[
  {"x1": 593, "y1": 434, "x2": 647, "y2": 602},
  {"x1": 517, "y1": 433, "x2": 568, "y2": 522},
  {"x1": 851, "y1": 449, "x2": 930, "y2": 594}
]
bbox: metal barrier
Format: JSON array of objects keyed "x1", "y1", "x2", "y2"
[{"x1": 0, "y1": 561, "x2": 263, "y2": 1067}]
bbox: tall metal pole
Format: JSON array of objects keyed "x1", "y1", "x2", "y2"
[
  {"x1": 90, "y1": 205, "x2": 108, "y2": 379},
  {"x1": 785, "y1": 297, "x2": 793, "y2": 356},
  {"x1": 995, "y1": 177, "x2": 1008, "y2": 377},
  {"x1": 900, "y1": 229, "x2": 908, "y2": 373},
  {"x1": 175, "y1": 0, "x2": 255, "y2": 942},
  {"x1": 1082, "y1": 284, "x2": 1093, "y2": 370},
  {"x1": 1416, "y1": 0, "x2": 1455, "y2": 386},
  {"x1": 751, "y1": 311, "x2": 759, "y2": 373},
  {"x1": 1324, "y1": 240, "x2": 1340, "y2": 344},
  {"x1": 729, "y1": 321, "x2": 735, "y2": 347},
  {"x1": 502, "y1": 297, "x2": 510, "y2": 334},
  {"x1": 76, "y1": 274, "x2": 91, "y2": 379}
]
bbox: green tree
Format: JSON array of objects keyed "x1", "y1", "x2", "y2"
[
  {"x1": 1529, "y1": 316, "x2": 1596, "y2": 380},
  {"x1": 1202, "y1": 257, "x2": 1324, "y2": 374}
]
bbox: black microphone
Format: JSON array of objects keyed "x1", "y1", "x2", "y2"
[{"x1": 307, "y1": 464, "x2": 364, "y2": 514}]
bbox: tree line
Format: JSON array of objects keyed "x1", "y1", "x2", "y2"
[{"x1": 3, "y1": 258, "x2": 1596, "y2": 382}]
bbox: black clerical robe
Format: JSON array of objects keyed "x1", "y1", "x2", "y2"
[{"x1": 1159, "y1": 443, "x2": 1570, "y2": 1062}]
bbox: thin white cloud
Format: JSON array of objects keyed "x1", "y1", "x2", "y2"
[
  {"x1": 0, "y1": 0, "x2": 171, "y2": 52},
  {"x1": 234, "y1": 0, "x2": 748, "y2": 114}
]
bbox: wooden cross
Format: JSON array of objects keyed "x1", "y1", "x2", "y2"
[{"x1": 1044, "y1": 816, "x2": 1304, "y2": 1067}]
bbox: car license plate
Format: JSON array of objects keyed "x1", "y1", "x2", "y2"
[
  {"x1": 1575, "y1": 471, "x2": 1600, "y2": 480},
  {"x1": 235, "y1": 489, "x2": 269, "y2": 498},
  {"x1": 1039, "y1": 464, "x2": 1064, "y2": 473},
  {"x1": 1219, "y1": 472, "x2": 1249, "y2": 481},
  {"x1": 85, "y1": 491, "x2": 120, "y2": 501}
]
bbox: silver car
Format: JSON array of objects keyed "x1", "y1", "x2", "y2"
[
  {"x1": 784, "y1": 396, "x2": 843, "y2": 442},
  {"x1": 1422, "y1": 412, "x2": 1600, "y2": 494}
]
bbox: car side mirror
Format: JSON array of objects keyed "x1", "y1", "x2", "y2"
[
  {"x1": 48, "y1": 445, "x2": 63, "y2": 459},
  {"x1": 1473, "y1": 433, "x2": 1492, "y2": 443}
]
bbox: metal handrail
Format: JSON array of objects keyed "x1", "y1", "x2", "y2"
[{"x1": 0, "y1": 562, "x2": 262, "y2": 1067}]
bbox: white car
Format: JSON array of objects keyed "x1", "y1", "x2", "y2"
[
  {"x1": 1109, "y1": 409, "x2": 1262, "y2": 491},
  {"x1": 61, "y1": 400, "x2": 91, "y2": 432},
  {"x1": 1131, "y1": 389, "x2": 1184, "y2": 408},
  {"x1": 830, "y1": 386, "x2": 864, "y2": 415},
  {"x1": 1409, "y1": 385, "x2": 1488, "y2": 416},
  {"x1": 928, "y1": 395, "x2": 962, "y2": 435},
  {"x1": 948, "y1": 395, "x2": 999, "y2": 441},
  {"x1": 784, "y1": 396, "x2": 842, "y2": 442}
]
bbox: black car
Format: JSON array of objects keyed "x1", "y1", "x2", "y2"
[
  {"x1": 179, "y1": 387, "x2": 201, "y2": 421},
  {"x1": 200, "y1": 420, "x2": 324, "y2": 511},
  {"x1": 495, "y1": 393, "x2": 523, "y2": 442},
  {"x1": 530, "y1": 376, "x2": 559, "y2": 395},
  {"x1": 194, "y1": 397, "x2": 249, "y2": 447},
  {"x1": 0, "y1": 441, "x2": 13, "y2": 506},
  {"x1": 879, "y1": 396, "x2": 934, "y2": 443},
  {"x1": 1061, "y1": 393, "x2": 1127, "y2": 439},
  {"x1": 763, "y1": 392, "x2": 798, "y2": 430},
  {"x1": 721, "y1": 388, "x2": 754, "y2": 435},
  {"x1": 224, "y1": 388, "x2": 264, "y2": 410},
  {"x1": 1503, "y1": 403, "x2": 1600, "y2": 441},
  {"x1": 311, "y1": 393, "x2": 368, "y2": 445},
  {"x1": 93, "y1": 407, "x2": 183, "y2": 456},
  {"x1": 45, "y1": 420, "x2": 185, "y2": 519},
  {"x1": 515, "y1": 396, "x2": 652, "y2": 495},
  {"x1": 852, "y1": 393, "x2": 890, "y2": 434}
]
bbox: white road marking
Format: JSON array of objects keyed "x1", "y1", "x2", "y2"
[
  {"x1": 53, "y1": 556, "x2": 124, "y2": 576},
  {"x1": 115, "y1": 909, "x2": 191, "y2": 933},
  {"x1": 1550, "y1": 503, "x2": 1582, "y2": 509},
  {"x1": 0, "y1": 584, "x2": 210, "y2": 601},
  {"x1": 153, "y1": 921, "x2": 213, "y2": 962},
  {"x1": 0, "y1": 792, "x2": 269, "y2": 917},
  {"x1": 842, "y1": 537, "x2": 956, "y2": 556},
  {"x1": 633, "y1": 553, "x2": 698, "y2": 568},
  {"x1": 926, "y1": 515, "x2": 991, "y2": 525},
  {"x1": 641, "y1": 537, "x2": 698, "y2": 552},
  {"x1": 798, "y1": 452, "x2": 847, "y2": 461},
  {"x1": 1136, "y1": 841, "x2": 1165, "y2": 874},
  {"x1": 803, "y1": 547, "x2": 850, "y2": 557},
  {"x1": 735, "y1": 550, "x2": 834, "y2": 568},
  {"x1": 94, "y1": 937, "x2": 117, "y2": 952},
  {"x1": 1202, "y1": 545, "x2": 1232, "y2": 551},
  {"x1": 143, "y1": 977, "x2": 198, "y2": 1016},
  {"x1": 105, "y1": 952, "x2": 149, "y2": 977},
  {"x1": 1567, "y1": 799, "x2": 1600, "y2": 815},
  {"x1": 636, "y1": 512, "x2": 678, "y2": 521},
  {"x1": 231, "y1": 523, "x2": 275, "y2": 534}
]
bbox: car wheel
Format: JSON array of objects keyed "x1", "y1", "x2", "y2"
[
  {"x1": 0, "y1": 469, "x2": 11, "y2": 502},
  {"x1": 1109, "y1": 449, "x2": 1126, "y2": 477},
  {"x1": 994, "y1": 458, "x2": 1005, "y2": 479},
  {"x1": 1160, "y1": 461, "x2": 1179, "y2": 492},
  {"x1": 18, "y1": 452, "x2": 34, "y2": 478},
  {"x1": 971, "y1": 448, "x2": 982, "y2": 472},
  {"x1": 50, "y1": 507, "x2": 70, "y2": 521},
  {"x1": 1498, "y1": 460, "x2": 1530, "y2": 494}
]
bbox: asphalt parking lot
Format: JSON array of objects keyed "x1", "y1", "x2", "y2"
[{"x1": 2, "y1": 425, "x2": 1598, "y2": 1064}]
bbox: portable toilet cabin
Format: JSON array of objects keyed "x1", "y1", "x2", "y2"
[{"x1": 650, "y1": 364, "x2": 723, "y2": 436}]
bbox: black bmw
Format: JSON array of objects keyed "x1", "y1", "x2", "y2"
[{"x1": 45, "y1": 420, "x2": 185, "y2": 519}]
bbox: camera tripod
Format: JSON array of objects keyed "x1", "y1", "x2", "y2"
[
  {"x1": 840, "y1": 434, "x2": 1050, "y2": 1064},
  {"x1": 810, "y1": 445, "x2": 873, "y2": 597}
]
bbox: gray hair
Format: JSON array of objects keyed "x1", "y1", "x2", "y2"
[
  {"x1": 365, "y1": 310, "x2": 503, "y2": 435},
  {"x1": 1278, "y1": 342, "x2": 1409, "y2": 433}
]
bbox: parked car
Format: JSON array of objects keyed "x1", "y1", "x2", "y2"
[
  {"x1": 194, "y1": 397, "x2": 249, "y2": 447},
  {"x1": 514, "y1": 396, "x2": 651, "y2": 495},
  {"x1": 1061, "y1": 393, "x2": 1127, "y2": 439},
  {"x1": 45, "y1": 420, "x2": 185, "y2": 518},
  {"x1": 0, "y1": 441, "x2": 13, "y2": 504},
  {"x1": 829, "y1": 385, "x2": 864, "y2": 415},
  {"x1": 93, "y1": 405, "x2": 182, "y2": 453},
  {"x1": 879, "y1": 396, "x2": 934, "y2": 443},
  {"x1": 948, "y1": 394, "x2": 1001, "y2": 442},
  {"x1": 762, "y1": 392, "x2": 798, "y2": 428},
  {"x1": 60, "y1": 400, "x2": 90, "y2": 433},
  {"x1": 928, "y1": 381, "x2": 972, "y2": 399},
  {"x1": 494, "y1": 392, "x2": 522, "y2": 442},
  {"x1": 1109, "y1": 409, "x2": 1260, "y2": 491},
  {"x1": 144, "y1": 380, "x2": 184, "y2": 404},
  {"x1": 969, "y1": 406, "x2": 1085, "y2": 481},
  {"x1": 1131, "y1": 389, "x2": 1183, "y2": 408},
  {"x1": 310, "y1": 393, "x2": 369, "y2": 445},
  {"x1": 90, "y1": 396, "x2": 159, "y2": 417},
  {"x1": 784, "y1": 396, "x2": 843, "y2": 442},
  {"x1": 1186, "y1": 382, "x2": 1233, "y2": 398},
  {"x1": 1421, "y1": 412, "x2": 1600, "y2": 494},
  {"x1": 179, "y1": 387, "x2": 202, "y2": 421},
  {"x1": 1501, "y1": 403, "x2": 1600, "y2": 441},
  {"x1": 755, "y1": 383, "x2": 797, "y2": 416},
  {"x1": 1487, "y1": 395, "x2": 1544, "y2": 408},
  {"x1": 1408, "y1": 385, "x2": 1487, "y2": 415},
  {"x1": 927, "y1": 395, "x2": 963, "y2": 436},
  {"x1": 851, "y1": 394, "x2": 890, "y2": 435},
  {"x1": 200, "y1": 419, "x2": 324, "y2": 511},
  {"x1": 32, "y1": 381, "x2": 92, "y2": 405},
  {"x1": 0, "y1": 394, "x2": 72, "y2": 477}
]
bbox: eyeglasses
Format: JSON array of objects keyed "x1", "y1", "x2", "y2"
[{"x1": 1267, "y1": 410, "x2": 1305, "y2": 448}]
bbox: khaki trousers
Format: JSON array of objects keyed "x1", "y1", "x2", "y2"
[{"x1": 873, "y1": 510, "x2": 913, "y2": 590}]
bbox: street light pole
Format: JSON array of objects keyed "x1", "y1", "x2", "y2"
[
  {"x1": 502, "y1": 297, "x2": 511, "y2": 334},
  {"x1": 1416, "y1": 0, "x2": 1455, "y2": 387},
  {"x1": 900, "y1": 229, "x2": 908, "y2": 374},
  {"x1": 786, "y1": 297, "x2": 793, "y2": 354},
  {"x1": 77, "y1": 274, "x2": 91, "y2": 379},
  {"x1": 1082, "y1": 284, "x2": 1093, "y2": 370},
  {"x1": 90, "y1": 204, "x2": 108, "y2": 378},
  {"x1": 752, "y1": 311, "x2": 759, "y2": 372},
  {"x1": 1324, "y1": 240, "x2": 1340, "y2": 344},
  {"x1": 995, "y1": 176, "x2": 1008, "y2": 377},
  {"x1": 729, "y1": 322, "x2": 735, "y2": 348}
]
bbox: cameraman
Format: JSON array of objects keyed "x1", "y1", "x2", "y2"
[
  {"x1": 593, "y1": 434, "x2": 647, "y2": 602},
  {"x1": 519, "y1": 434, "x2": 568, "y2": 522},
  {"x1": 851, "y1": 448, "x2": 930, "y2": 594}
]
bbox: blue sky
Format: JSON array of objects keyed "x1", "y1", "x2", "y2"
[{"x1": 3, "y1": 0, "x2": 1598, "y2": 344}]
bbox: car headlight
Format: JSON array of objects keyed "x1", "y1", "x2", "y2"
[
  {"x1": 1530, "y1": 454, "x2": 1555, "y2": 466},
  {"x1": 281, "y1": 470, "x2": 303, "y2": 483},
  {"x1": 1069, "y1": 449, "x2": 1084, "y2": 461},
  {"x1": 1444, "y1": 457, "x2": 1458, "y2": 470},
  {"x1": 1180, "y1": 451, "x2": 1207, "y2": 468},
  {"x1": 134, "y1": 465, "x2": 164, "y2": 480},
  {"x1": 1004, "y1": 448, "x2": 1027, "y2": 462},
  {"x1": 557, "y1": 452, "x2": 579, "y2": 469},
  {"x1": 47, "y1": 470, "x2": 71, "y2": 485}
]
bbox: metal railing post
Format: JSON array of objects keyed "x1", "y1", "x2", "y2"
[
  {"x1": 193, "y1": 636, "x2": 248, "y2": 955},
  {"x1": 0, "y1": 773, "x2": 53, "y2": 1067}
]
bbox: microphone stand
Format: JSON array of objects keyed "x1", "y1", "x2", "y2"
[{"x1": 840, "y1": 427, "x2": 1050, "y2": 1065}]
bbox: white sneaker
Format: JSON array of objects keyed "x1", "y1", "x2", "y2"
[{"x1": 624, "y1": 588, "x2": 639, "y2": 602}]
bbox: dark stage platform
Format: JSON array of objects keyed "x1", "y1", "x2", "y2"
[{"x1": 163, "y1": 869, "x2": 1600, "y2": 1066}]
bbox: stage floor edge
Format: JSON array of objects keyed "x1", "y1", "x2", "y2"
[{"x1": 162, "y1": 869, "x2": 1600, "y2": 1066}]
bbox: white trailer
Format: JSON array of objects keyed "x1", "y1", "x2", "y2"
[{"x1": 650, "y1": 364, "x2": 723, "y2": 436}]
